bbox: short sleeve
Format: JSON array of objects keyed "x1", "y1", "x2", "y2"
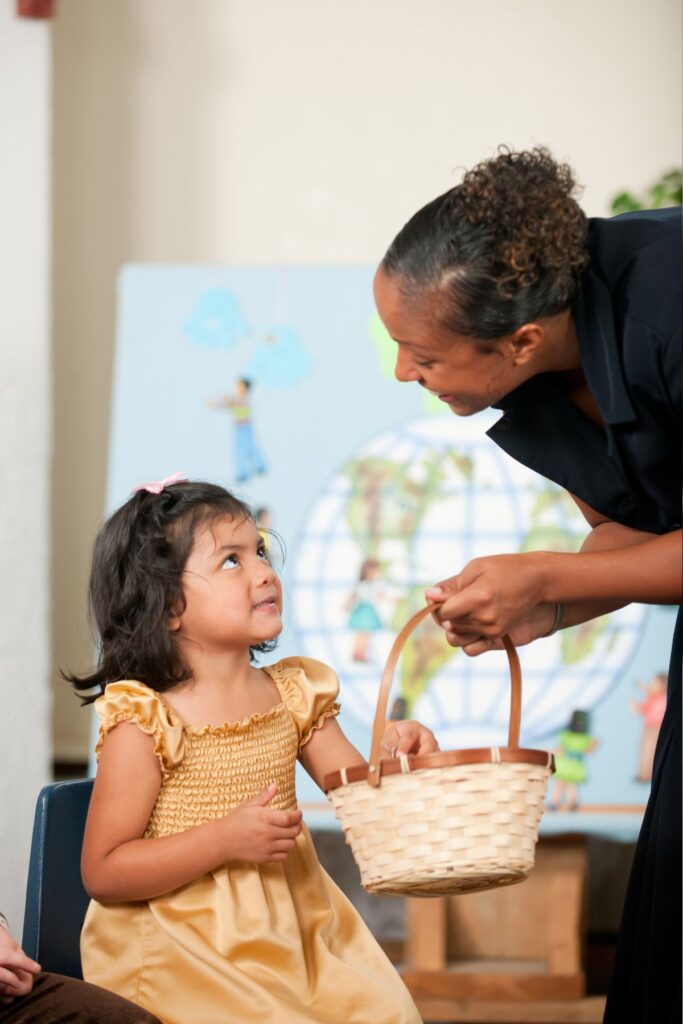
[
  {"x1": 93, "y1": 680, "x2": 185, "y2": 773},
  {"x1": 265, "y1": 657, "x2": 341, "y2": 749}
]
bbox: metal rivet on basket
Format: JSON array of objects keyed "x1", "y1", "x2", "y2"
[{"x1": 369, "y1": 765, "x2": 376, "y2": 773}]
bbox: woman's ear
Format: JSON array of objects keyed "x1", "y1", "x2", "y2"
[{"x1": 505, "y1": 322, "x2": 545, "y2": 366}]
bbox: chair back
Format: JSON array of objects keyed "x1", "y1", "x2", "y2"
[{"x1": 22, "y1": 779, "x2": 93, "y2": 979}]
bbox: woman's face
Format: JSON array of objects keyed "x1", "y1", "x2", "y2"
[{"x1": 373, "y1": 268, "x2": 520, "y2": 416}]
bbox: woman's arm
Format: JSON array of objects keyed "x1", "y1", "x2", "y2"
[
  {"x1": 82, "y1": 723, "x2": 303, "y2": 903},
  {"x1": 426, "y1": 500, "x2": 681, "y2": 651}
]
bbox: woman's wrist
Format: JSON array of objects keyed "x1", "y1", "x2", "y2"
[
  {"x1": 527, "y1": 550, "x2": 559, "y2": 605},
  {"x1": 542, "y1": 602, "x2": 565, "y2": 637}
]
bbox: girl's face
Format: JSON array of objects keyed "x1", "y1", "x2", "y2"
[
  {"x1": 171, "y1": 515, "x2": 282, "y2": 654},
  {"x1": 373, "y1": 268, "x2": 522, "y2": 416}
]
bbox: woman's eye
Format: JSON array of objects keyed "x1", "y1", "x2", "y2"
[
  {"x1": 416, "y1": 359, "x2": 434, "y2": 369},
  {"x1": 221, "y1": 554, "x2": 240, "y2": 569}
]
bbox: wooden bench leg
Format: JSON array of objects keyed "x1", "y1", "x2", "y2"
[{"x1": 404, "y1": 896, "x2": 447, "y2": 972}]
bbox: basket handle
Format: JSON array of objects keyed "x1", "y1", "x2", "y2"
[{"x1": 367, "y1": 604, "x2": 522, "y2": 788}]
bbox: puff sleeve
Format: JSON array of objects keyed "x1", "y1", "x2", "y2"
[
  {"x1": 268, "y1": 657, "x2": 341, "y2": 750},
  {"x1": 93, "y1": 680, "x2": 185, "y2": 774}
]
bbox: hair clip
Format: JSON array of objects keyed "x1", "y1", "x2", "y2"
[{"x1": 133, "y1": 471, "x2": 188, "y2": 495}]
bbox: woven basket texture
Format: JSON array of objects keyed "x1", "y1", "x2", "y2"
[{"x1": 328, "y1": 760, "x2": 552, "y2": 897}]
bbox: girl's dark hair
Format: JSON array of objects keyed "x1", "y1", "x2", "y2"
[
  {"x1": 64, "y1": 481, "x2": 277, "y2": 703},
  {"x1": 381, "y1": 146, "x2": 589, "y2": 340}
]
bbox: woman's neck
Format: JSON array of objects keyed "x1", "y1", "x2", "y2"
[
  {"x1": 541, "y1": 312, "x2": 604, "y2": 427},
  {"x1": 536, "y1": 310, "x2": 582, "y2": 374}
]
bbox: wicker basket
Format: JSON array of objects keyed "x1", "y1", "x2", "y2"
[{"x1": 323, "y1": 605, "x2": 554, "y2": 897}]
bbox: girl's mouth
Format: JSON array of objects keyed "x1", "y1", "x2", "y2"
[{"x1": 254, "y1": 598, "x2": 279, "y2": 613}]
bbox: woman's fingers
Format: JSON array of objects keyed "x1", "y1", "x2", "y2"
[
  {"x1": 461, "y1": 637, "x2": 503, "y2": 657},
  {"x1": 426, "y1": 577, "x2": 494, "y2": 631},
  {"x1": 0, "y1": 967, "x2": 33, "y2": 996},
  {"x1": 427, "y1": 554, "x2": 548, "y2": 637}
]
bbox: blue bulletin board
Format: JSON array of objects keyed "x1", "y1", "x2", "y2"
[{"x1": 104, "y1": 265, "x2": 676, "y2": 840}]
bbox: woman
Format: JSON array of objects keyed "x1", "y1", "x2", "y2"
[{"x1": 373, "y1": 147, "x2": 681, "y2": 1023}]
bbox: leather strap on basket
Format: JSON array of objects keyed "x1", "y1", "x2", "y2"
[{"x1": 367, "y1": 604, "x2": 522, "y2": 788}]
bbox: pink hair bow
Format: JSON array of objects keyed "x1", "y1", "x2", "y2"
[{"x1": 133, "y1": 471, "x2": 188, "y2": 495}]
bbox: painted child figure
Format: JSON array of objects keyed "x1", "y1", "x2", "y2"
[
  {"x1": 68, "y1": 480, "x2": 432, "y2": 1024},
  {"x1": 348, "y1": 558, "x2": 384, "y2": 662},
  {"x1": 630, "y1": 672, "x2": 668, "y2": 783}
]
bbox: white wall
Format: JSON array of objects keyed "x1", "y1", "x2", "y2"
[
  {"x1": 52, "y1": 0, "x2": 681, "y2": 761},
  {"x1": 0, "y1": 8, "x2": 51, "y2": 930}
]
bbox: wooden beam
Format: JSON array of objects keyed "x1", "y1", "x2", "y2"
[
  {"x1": 402, "y1": 969, "x2": 585, "y2": 1001},
  {"x1": 410, "y1": 995, "x2": 606, "y2": 1023}
]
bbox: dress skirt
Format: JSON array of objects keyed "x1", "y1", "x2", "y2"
[{"x1": 604, "y1": 606, "x2": 682, "y2": 1023}]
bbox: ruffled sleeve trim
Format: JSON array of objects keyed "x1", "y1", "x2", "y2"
[
  {"x1": 299, "y1": 703, "x2": 341, "y2": 749},
  {"x1": 264, "y1": 657, "x2": 341, "y2": 751},
  {"x1": 93, "y1": 680, "x2": 185, "y2": 773}
]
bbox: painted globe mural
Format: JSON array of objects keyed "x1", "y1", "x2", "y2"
[{"x1": 289, "y1": 413, "x2": 647, "y2": 750}]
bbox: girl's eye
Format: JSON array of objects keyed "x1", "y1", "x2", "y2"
[
  {"x1": 221, "y1": 554, "x2": 240, "y2": 570},
  {"x1": 257, "y1": 547, "x2": 270, "y2": 564}
]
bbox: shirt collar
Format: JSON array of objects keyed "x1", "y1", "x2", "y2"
[{"x1": 572, "y1": 268, "x2": 636, "y2": 425}]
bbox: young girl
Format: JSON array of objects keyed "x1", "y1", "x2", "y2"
[{"x1": 69, "y1": 478, "x2": 433, "y2": 1024}]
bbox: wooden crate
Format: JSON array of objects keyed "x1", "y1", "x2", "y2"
[{"x1": 401, "y1": 836, "x2": 606, "y2": 1023}]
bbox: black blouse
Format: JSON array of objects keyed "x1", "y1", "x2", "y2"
[{"x1": 488, "y1": 208, "x2": 682, "y2": 535}]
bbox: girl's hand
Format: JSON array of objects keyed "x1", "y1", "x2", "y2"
[
  {"x1": 380, "y1": 721, "x2": 439, "y2": 758},
  {"x1": 221, "y1": 784, "x2": 303, "y2": 863}
]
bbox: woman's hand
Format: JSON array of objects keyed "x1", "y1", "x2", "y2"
[
  {"x1": 220, "y1": 784, "x2": 303, "y2": 863},
  {"x1": 424, "y1": 514, "x2": 681, "y2": 657},
  {"x1": 0, "y1": 924, "x2": 40, "y2": 1002},
  {"x1": 380, "y1": 720, "x2": 440, "y2": 758},
  {"x1": 436, "y1": 602, "x2": 560, "y2": 656},
  {"x1": 425, "y1": 552, "x2": 550, "y2": 646}
]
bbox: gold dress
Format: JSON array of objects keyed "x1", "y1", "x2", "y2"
[{"x1": 80, "y1": 657, "x2": 421, "y2": 1024}]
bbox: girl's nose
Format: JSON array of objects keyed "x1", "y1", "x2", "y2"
[
  {"x1": 394, "y1": 347, "x2": 420, "y2": 383},
  {"x1": 255, "y1": 557, "x2": 276, "y2": 584}
]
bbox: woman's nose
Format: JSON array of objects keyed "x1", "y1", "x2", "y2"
[{"x1": 394, "y1": 347, "x2": 419, "y2": 383}]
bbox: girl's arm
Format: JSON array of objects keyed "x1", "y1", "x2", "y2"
[
  {"x1": 300, "y1": 717, "x2": 439, "y2": 792},
  {"x1": 82, "y1": 723, "x2": 302, "y2": 903}
]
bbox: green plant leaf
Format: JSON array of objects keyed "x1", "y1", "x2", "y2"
[{"x1": 610, "y1": 191, "x2": 642, "y2": 214}]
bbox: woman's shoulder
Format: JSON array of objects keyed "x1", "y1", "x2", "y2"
[{"x1": 588, "y1": 210, "x2": 682, "y2": 335}]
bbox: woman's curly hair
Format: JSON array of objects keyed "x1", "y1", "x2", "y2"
[
  {"x1": 64, "y1": 481, "x2": 278, "y2": 703},
  {"x1": 381, "y1": 146, "x2": 589, "y2": 339}
]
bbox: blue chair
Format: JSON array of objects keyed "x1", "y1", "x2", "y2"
[{"x1": 22, "y1": 779, "x2": 93, "y2": 980}]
